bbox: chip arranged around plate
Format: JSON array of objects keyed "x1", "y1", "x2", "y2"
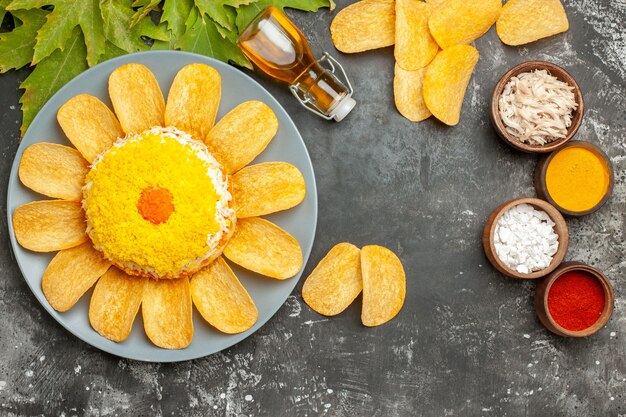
[{"x1": 13, "y1": 63, "x2": 307, "y2": 350}]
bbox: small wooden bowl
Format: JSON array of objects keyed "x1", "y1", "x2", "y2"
[
  {"x1": 535, "y1": 261, "x2": 614, "y2": 337},
  {"x1": 483, "y1": 197, "x2": 569, "y2": 279},
  {"x1": 534, "y1": 140, "x2": 614, "y2": 217},
  {"x1": 490, "y1": 61, "x2": 584, "y2": 153}
]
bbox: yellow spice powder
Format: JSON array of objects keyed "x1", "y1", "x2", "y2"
[{"x1": 545, "y1": 146, "x2": 610, "y2": 212}]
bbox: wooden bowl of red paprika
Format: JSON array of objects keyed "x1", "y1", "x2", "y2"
[{"x1": 535, "y1": 261, "x2": 614, "y2": 337}]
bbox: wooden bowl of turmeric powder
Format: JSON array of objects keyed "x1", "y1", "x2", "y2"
[
  {"x1": 490, "y1": 61, "x2": 584, "y2": 153},
  {"x1": 534, "y1": 141, "x2": 614, "y2": 217},
  {"x1": 534, "y1": 261, "x2": 614, "y2": 337}
]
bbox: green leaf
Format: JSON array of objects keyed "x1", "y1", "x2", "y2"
[
  {"x1": 0, "y1": 0, "x2": 12, "y2": 24},
  {"x1": 100, "y1": 39, "x2": 126, "y2": 61},
  {"x1": 176, "y1": 7, "x2": 250, "y2": 68},
  {"x1": 0, "y1": 9, "x2": 48, "y2": 73},
  {"x1": 129, "y1": 0, "x2": 159, "y2": 27},
  {"x1": 160, "y1": 0, "x2": 192, "y2": 38},
  {"x1": 10, "y1": 0, "x2": 106, "y2": 67},
  {"x1": 100, "y1": 0, "x2": 167, "y2": 55},
  {"x1": 235, "y1": 0, "x2": 333, "y2": 32},
  {"x1": 194, "y1": 0, "x2": 238, "y2": 31},
  {"x1": 19, "y1": 25, "x2": 87, "y2": 135}
]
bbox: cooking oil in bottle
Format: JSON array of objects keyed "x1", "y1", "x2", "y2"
[{"x1": 238, "y1": 6, "x2": 355, "y2": 122}]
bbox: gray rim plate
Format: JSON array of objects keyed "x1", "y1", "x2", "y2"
[{"x1": 6, "y1": 51, "x2": 318, "y2": 362}]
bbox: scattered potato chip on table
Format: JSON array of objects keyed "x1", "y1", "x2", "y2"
[
  {"x1": 302, "y1": 243, "x2": 362, "y2": 316},
  {"x1": 330, "y1": 0, "x2": 396, "y2": 53},
  {"x1": 18, "y1": 143, "x2": 88, "y2": 201},
  {"x1": 89, "y1": 268, "x2": 147, "y2": 343},
  {"x1": 165, "y1": 63, "x2": 221, "y2": 140},
  {"x1": 423, "y1": 45, "x2": 480, "y2": 126},
  {"x1": 191, "y1": 257, "x2": 258, "y2": 334},
  {"x1": 223, "y1": 217, "x2": 303, "y2": 280},
  {"x1": 232, "y1": 162, "x2": 306, "y2": 218},
  {"x1": 395, "y1": 0, "x2": 438, "y2": 71},
  {"x1": 394, "y1": 65, "x2": 432, "y2": 122},
  {"x1": 496, "y1": 0, "x2": 569, "y2": 46},
  {"x1": 108, "y1": 63, "x2": 165, "y2": 135},
  {"x1": 361, "y1": 245, "x2": 406, "y2": 327},
  {"x1": 428, "y1": 0, "x2": 502, "y2": 49}
]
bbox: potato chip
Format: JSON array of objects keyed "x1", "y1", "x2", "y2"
[
  {"x1": 205, "y1": 101, "x2": 278, "y2": 174},
  {"x1": 496, "y1": 0, "x2": 569, "y2": 46},
  {"x1": 428, "y1": 0, "x2": 502, "y2": 49},
  {"x1": 330, "y1": 0, "x2": 395, "y2": 53},
  {"x1": 13, "y1": 200, "x2": 86, "y2": 252},
  {"x1": 360, "y1": 245, "x2": 406, "y2": 327},
  {"x1": 395, "y1": 0, "x2": 438, "y2": 70},
  {"x1": 57, "y1": 94, "x2": 124, "y2": 163},
  {"x1": 302, "y1": 243, "x2": 362, "y2": 316},
  {"x1": 108, "y1": 63, "x2": 165, "y2": 135},
  {"x1": 142, "y1": 278, "x2": 193, "y2": 349},
  {"x1": 190, "y1": 257, "x2": 258, "y2": 334},
  {"x1": 18, "y1": 143, "x2": 89, "y2": 201},
  {"x1": 232, "y1": 162, "x2": 306, "y2": 218},
  {"x1": 89, "y1": 268, "x2": 147, "y2": 342},
  {"x1": 43, "y1": 242, "x2": 111, "y2": 312},
  {"x1": 165, "y1": 63, "x2": 221, "y2": 141},
  {"x1": 223, "y1": 217, "x2": 302, "y2": 280},
  {"x1": 394, "y1": 65, "x2": 431, "y2": 122},
  {"x1": 423, "y1": 45, "x2": 479, "y2": 126},
  {"x1": 426, "y1": 0, "x2": 447, "y2": 6}
]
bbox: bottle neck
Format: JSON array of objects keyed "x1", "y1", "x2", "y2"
[{"x1": 292, "y1": 61, "x2": 350, "y2": 116}]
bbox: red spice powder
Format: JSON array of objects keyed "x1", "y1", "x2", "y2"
[{"x1": 547, "y1": 270, "x2": 605, "y2": 331}]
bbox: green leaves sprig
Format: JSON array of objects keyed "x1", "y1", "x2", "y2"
[{"x1": 0, "y1": 0, "x2": 334, "y2": 135}]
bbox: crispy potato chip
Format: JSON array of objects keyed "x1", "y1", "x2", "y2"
[
  {"x1": 360, "y1": 245, "x2": 406, "y2": 327},
  {"x1": 395, "y1": 0, "x2": 438, "y2": 70},
  {"x1": 302, "y1": 243, "x2": 362, "y2": 316},
  {"x1": 89, "y1": 268, "x2": 147, "y2": 342},
  {"x1": 232, "y1": 162, "x2": 306, "y2": 218},
  {"x1": 428, "y1": 0, "x2": 501, "y2": 49},
  {"x1": 57, "y1": 94, "x2": 124, "y2": 163},
  {"x1": 330, "y1": 0, "x2": 395, "y2": 53},
  {"x1": 13, "y1": 200, "x2": 86, "y2": 252},
  {"x1": 191, "y1": 257, "x2": 258, "y2": 334},
  {"x1": 108, "y1": 63, "x2": 165, "y2": 135},
  {"x1": 43, "y1": 242, "x2": 111, "y2": 312},
  {"x1": 394, "y1": 65, "x2": 432, "y2": 122},
  {"x1": 18, "y1": 143, "x2": 89, "y2": 201},
  {"x1": 426, "y1": 0, "x2": 447, "y2": 6},
  {"x1": 423, "y1": 45, "x2": 479, "y2": 126},
  {"x1": 223, "y1": 217, "x2": 302, "y2": 280},
  {"x1": 496, "y1": 0, "x2": 569, "y2": 46},
  {"x1": 205, "y1": 101, "x2": 278, "y2": 174},
  {"x1": 165, "y1": 63, "x2": 221, "y2": 141},
  {"x1": 142, "y1": 278, "x2": 193, "y2": 349}
]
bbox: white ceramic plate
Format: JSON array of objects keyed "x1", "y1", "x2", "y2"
[{"x1": 6, "y1": 51, "x2": 318, "y2": 362}]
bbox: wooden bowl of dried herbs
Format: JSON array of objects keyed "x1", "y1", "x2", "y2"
[{"x1": 490, "y1": 61, "x2": 584, "y2": 153}]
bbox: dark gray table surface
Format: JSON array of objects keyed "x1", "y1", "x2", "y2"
[{"x1": 1, "y1": 1, "x2": 625, "y2": 416}]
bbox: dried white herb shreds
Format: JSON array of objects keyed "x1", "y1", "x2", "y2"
[{"x1": 498, "y1": 69, "x2": 577, "y2": 146}]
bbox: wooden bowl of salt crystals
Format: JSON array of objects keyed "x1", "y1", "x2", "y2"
[
  {"x1": 483, "y1": 198, "x2": 569, "y2": 279},
  {"x1": 490, "y1": 61, "x2": 584, "y2": 153}
]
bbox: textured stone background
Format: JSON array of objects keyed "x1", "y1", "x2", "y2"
[{"x1": 1, "y1": 1, "x2": 625, "y2": 416}]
